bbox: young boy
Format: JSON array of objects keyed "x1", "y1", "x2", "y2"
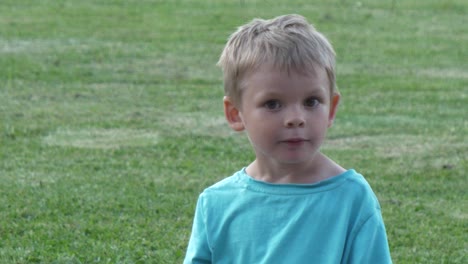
[{"x1": 184, "y1": 14, "x2": 392, "y2": 263}]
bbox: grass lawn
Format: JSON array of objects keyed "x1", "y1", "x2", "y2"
[{"x1": 1, "y1": 0, "x2": 466, "y2": 263}]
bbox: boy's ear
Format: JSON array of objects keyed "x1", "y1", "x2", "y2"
[
  {"x1": 328, "y1": 92, "x2": 341, "y2": 128},
  {"x1": 223, "y1": 96, "x2": 245, "y2": 131}
]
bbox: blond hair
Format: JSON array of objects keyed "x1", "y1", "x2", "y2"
[{"x1": 217, "y1": 14, "x2": 337, "y2": 106}]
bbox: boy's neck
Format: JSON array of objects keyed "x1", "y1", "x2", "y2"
[{"x1": 246, "y1": 153, "x2": 346, "y2": 184}]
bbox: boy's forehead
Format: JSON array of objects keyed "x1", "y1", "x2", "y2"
[
  {"x1": 242, "y1": 65, "x2": 329, "y2": 92},
  {"x1": 243, "y1": 63, "x2": 323, "y2": 82}
]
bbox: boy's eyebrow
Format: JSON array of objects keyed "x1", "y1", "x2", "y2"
[
  {"x1": 256, "y1": 87, "x2": 327, "y2": 98},
  {"x1": 254, "y1": 90, "x2": 290, "y2": 99}
]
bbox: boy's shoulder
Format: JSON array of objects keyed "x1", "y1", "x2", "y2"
[
  {"x1": 202, "y1": 169, "x2": 245, "y2": 194},
  {"x1": 339, "y1": 170, "x2": 382, "y2": 210}
]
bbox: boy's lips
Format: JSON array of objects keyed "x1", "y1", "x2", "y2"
[
  {"x1": 280, "y1": 138, "x2": 309, "y2": 144},
  {"x1": 285, "y1": 138, "x2": 306, "y2": 142}
]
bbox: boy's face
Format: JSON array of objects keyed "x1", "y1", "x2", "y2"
[{"x1": 224, "y1": 66, "x2": 340, "y2": 165}]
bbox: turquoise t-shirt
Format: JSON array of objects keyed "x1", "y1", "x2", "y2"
[{"x1": 184, "y1": 169, "x2": 392, "y2": 264}]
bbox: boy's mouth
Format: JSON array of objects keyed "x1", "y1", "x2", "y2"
[{"x1": 281, "y1": 138, "x2": 309, "y2": 145}]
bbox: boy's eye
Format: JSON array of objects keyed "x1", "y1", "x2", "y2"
[
  {"x1": 304, "y1": 98, "x2": 319, "y2": 108},
  {"x1": 264, "y1": 100, "x2": 281, "y2": 110}
]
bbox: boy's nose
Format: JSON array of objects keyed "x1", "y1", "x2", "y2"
[{"x1": 284, "y1": 108, "x2": 305, "y2": 128}]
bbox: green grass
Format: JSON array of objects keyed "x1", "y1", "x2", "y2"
[{"x1": 1, "y1": 0, "x2": 466, "y2": 263}]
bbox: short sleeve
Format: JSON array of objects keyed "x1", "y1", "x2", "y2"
[
  {"x1": 183, "y1": 195, "x2": 212, "y2": 264},
  {"x1": 346, "y1": 211, "x2": 392, "y2": 264}
]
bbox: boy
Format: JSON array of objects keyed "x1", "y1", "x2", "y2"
[{"x1": 184, "y1": 14, "x2": 392, "y2": 263}]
